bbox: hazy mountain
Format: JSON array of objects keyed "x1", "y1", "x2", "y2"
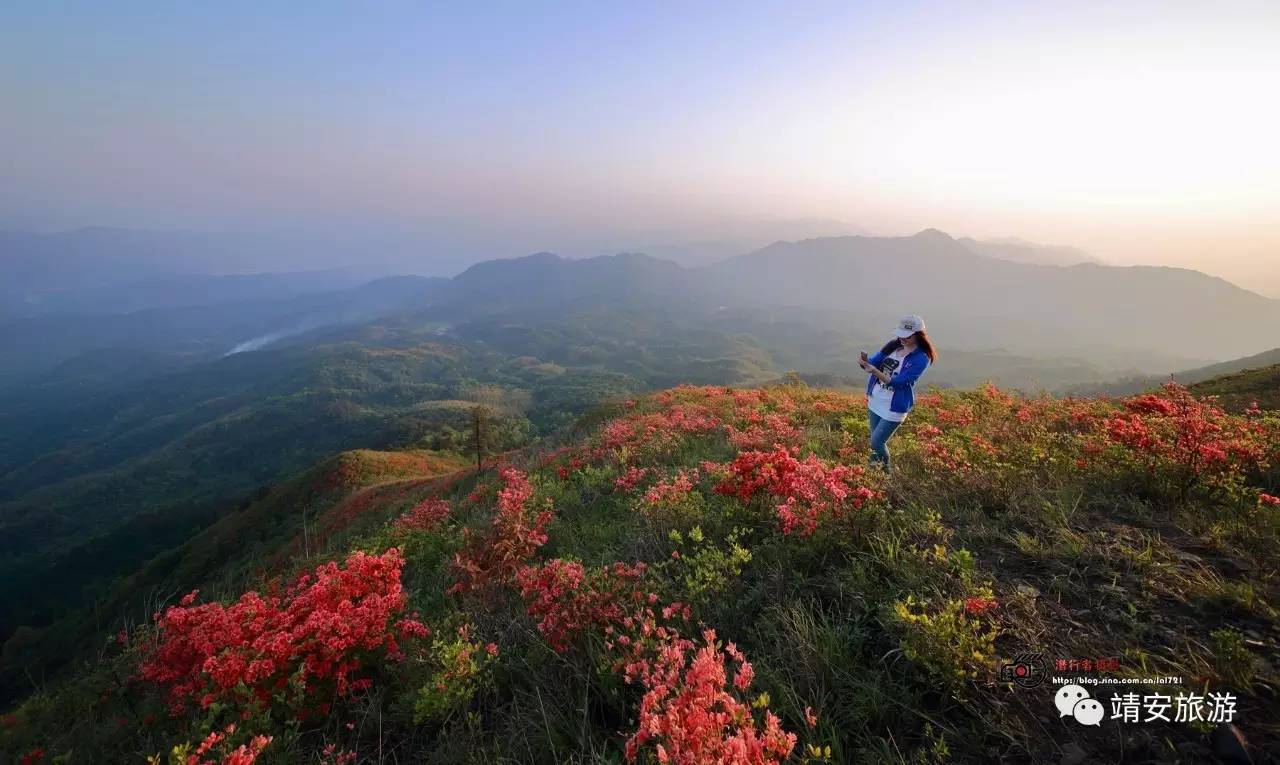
[
  {"x1": 957, "y1": 236, "x2": 1099, "y2": 266},
  {"x1": 0, "y1": 228, "x2": 436, "y2": 319},
  {"x1": 704, "y1": 229, "x2": 1280, "y2": 362},
  {"x1": 595, "y1": 216, "x2": 868, "y2": 267},
  {"x1": 440, "y1": 251, "x2": 693, "y2": 316}
]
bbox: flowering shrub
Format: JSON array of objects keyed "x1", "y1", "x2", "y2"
[
  {"x1": 622, "y1": 629, "x2": 796, "y2": 764},
  {"x1": 716, "y1": 446, "x2": 881, "y2": 536},
  {"x1": 516, "y1": 559, "x2": 651, "y2": 652},
  {"x1": 450, "y1": 468, "x2": 553, "y2": 595},
  {"x1": 148, "y1": 725, "x2": 272, "y2": 765},
  {"x1": 139, "y1": 548, "x2": 427, "y2": 716},
  {"x1": 615, "y1": 466, "x2": 652, "y2": 492},
  {"x1": 643, "y1": 469, "x2": 701, "y2": 510},
  {"x1": 1099, "y1": 384, "x2": 1272, "y2": 503},
  {"x1": 963, "y1": 596, "x2": 998, "y2": 616},
  {"x1": 393, "y1": 498, "x2": 451, "y2": 533},
  {"x1": 320, "y1": 743, "x2": 358, "y2": 765}
]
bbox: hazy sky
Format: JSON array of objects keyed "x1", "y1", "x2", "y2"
[{"x1": 2, "y1": 1, "x2": 1278, "y2": 293}]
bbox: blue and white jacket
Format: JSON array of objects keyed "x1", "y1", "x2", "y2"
[{"x1": 865, "y1": 346, "x2": 932, "y2": 414}]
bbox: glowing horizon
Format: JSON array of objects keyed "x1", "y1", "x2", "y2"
[{"x1": 2, "y1": 1, "x2": 1277, "y2": 294}]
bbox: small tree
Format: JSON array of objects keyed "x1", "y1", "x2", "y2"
[{"x1": 460, "y1": 384, "x2": 532, "y2": 470}]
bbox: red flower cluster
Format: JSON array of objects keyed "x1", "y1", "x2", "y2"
[
  {"x1": 615, "y1": 466, "x2": 651, "y2": 492},
  {"x1": 139, "y1": 549, "x2": 426, "y2": 715},
  {"x1": 393, "y1": 498, "x2": 451, "y2": 533},
  {"x1": 516, "y1": 559, "x2": 650, "y2": 652},
  {"x1": 1102, "y1": 384, "x2": 1270, "y2": 498},
  {"x1": 642, "y1": 469, "x2": 701, "y2": 511},
  {"x1": 450, "y1": 468, "x2": 553, "y2": 595},
  {"x1": 601, "y1": 404, "x2": 724, "y2": 454},
  {"x1": 623, "y1": 629, "x2": 796, "y2": 764},
  {"x1": 716, "y1": 446, "x2": 881, "y2": 536},
  {"x1": 1260, "y1": 493, "x2": 1280, "y2": 506},
  {"x1": 726, "y1": 413, "x2": 802, "y2": 451},
  {"x1": 185, "y1": 725, "x2": 273, "y2": 765},
  {"x1": 963, "y1": 597, "x2": 998, "y2": 615}
]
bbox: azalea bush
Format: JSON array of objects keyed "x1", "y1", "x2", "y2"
[
  {"x1": 449, "y1": 467, "x2": 553, "y2": 595},
  {"x1": 1096, "y1": 383, "x2": 1273, "y2": 505},
  {"x1": 622, "y1": 629, "x2": 796, "y2": 764},
  {"x1": 716, "y1": 446, "x2": 883, "y2": 537},
  {"x1": 138, "y1": 548, "x2": 428, "y2": 718},
  {"x1": 149, "y1": 725, "x2": 272, "y2": 765}
]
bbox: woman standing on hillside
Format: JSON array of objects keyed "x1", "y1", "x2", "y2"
[{"x1": 859, "y1": 315, "x2": 937, "y2": 471}]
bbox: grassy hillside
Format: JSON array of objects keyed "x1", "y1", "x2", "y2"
[
  {"x1": 1191, "y1": 362, "x2": 1280, "y2": 412},
  {"x1": 0, "y1": 448, "x2": 469, "y2": 708},
  {"x1": 1069, "y1": 347, "x2": 1280, "y2": 403},
  {"x1": 3, "y1": 380, "x2": 1277, "y2": 763}
]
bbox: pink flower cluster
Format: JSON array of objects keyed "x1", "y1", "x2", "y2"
[
  {"x1": 615, "y1": 466, "x2": 651, "y2": 492},
  {"x1": 139, "y1": 549, "x2": 426, "y2": 715},
  {"x1": 623, "y1": 629, "x2": 796, "y2": 764}
]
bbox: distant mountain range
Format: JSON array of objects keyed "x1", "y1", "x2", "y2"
[
  {"x1": 957, "y1": 236, "x2": 1100, "y2": 266},
  {"x1": 431, "y1": 229, "x2": 1275, "y2": 365},
  {"x1": 703, "y1": 229, "x2": 1279, "y2": 362},
  {"x1": 10, "y1": 226, "x2": 1279, "y2": 390}
]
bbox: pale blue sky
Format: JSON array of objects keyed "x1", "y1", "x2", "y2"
[{"x1": 2, "y1": 1, "x2": 1278, "y2": 290}]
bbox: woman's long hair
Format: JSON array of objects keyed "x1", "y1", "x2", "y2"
[{"x1": 879, "y1": 329, "x2": 938, "y2": 362}]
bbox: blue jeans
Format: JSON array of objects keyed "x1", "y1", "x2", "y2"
[{"x1": 868, "y1": 409, "x2": 903, "y2": 471}]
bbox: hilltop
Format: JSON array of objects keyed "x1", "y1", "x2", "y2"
[{"x1": 2, "y1": 378, "x2": 1277, "y2": 763}]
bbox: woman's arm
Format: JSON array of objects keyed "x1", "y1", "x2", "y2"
[{"x1": 884, "y1": 355, "x2": 929, "y2": 389}]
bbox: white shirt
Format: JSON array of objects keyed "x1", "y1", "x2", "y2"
[{"x1": 868, "y1": 347, "x2": 909, "y2": 422}]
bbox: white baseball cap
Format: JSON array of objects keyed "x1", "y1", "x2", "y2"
[{"x1": 893, "y1": 315, "x2": 925, "y2": 338}]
